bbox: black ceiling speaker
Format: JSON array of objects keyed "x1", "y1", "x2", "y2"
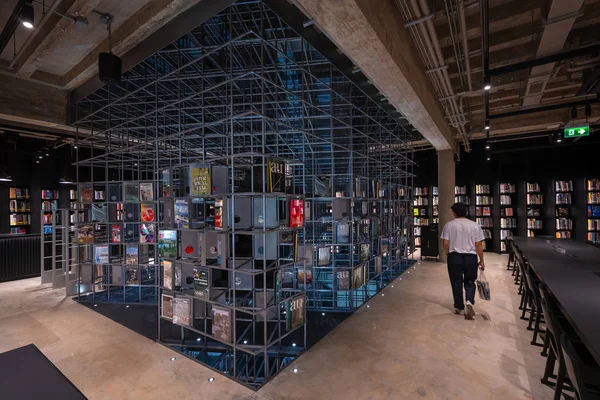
[{"x1": 99, "y1": 52, "x2": 121, "y2": 84}]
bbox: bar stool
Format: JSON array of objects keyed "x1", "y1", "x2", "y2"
[
  {"x1": 539, "y1": 284, "x2": 575, "y2": 397},
  {"x1": 560, "y1": 334, "x2": 600, "y2": 400},
  {"x1": 515, "y1": 253, "x2": 531, "y2": 317},
  {"x1": 506, "y1": 238, "x2": 516, "y2": 272}
]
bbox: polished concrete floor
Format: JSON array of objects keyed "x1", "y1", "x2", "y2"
[{"x1": 0, "y1": 252, "x2": 553, "y2": 399}]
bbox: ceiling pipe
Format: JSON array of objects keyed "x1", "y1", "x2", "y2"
[
  {"x1": 458, "y1": 0, "x2": 473, "y2": 92},
  {"x1": 480, "y1": 0, "x2": 490, "y2": 138},
  {"x1": 488, "y1": 95, "x2": 599, "y2": 119}
]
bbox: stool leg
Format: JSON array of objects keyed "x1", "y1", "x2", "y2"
[
  {"x1": 531, "y1": 307, "x2": 543, "y2": 346},
  {"x1": 541, "y1": 346, "x2": 557, "y2": 386},
  {"x1": 554, "y1": 358, "x2": 566, "y2": 400},
  {"x1": 521, "y1": 291, "x2": 530, "y2": 320},
  {"x1": 541, "y1": 331, "x2": 550, "y2": 357}
]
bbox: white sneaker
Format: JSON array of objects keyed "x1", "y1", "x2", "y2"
[
  {"x1": 454, "y1": 308, "x2": 464, "y2": 315},
  {"x1": 465, "y1": 301, "x2": 475, "y2": 319}
]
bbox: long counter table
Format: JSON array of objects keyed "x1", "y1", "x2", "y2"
[{"x1": 512, "y1": 237, "x2": 600, "y2": 365}]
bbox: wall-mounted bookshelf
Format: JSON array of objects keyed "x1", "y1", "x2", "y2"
[
  {"x1": 499, "y1": 183, "x2": 516, "y2": 252},
  {"x1": 454, "y1": 185, "x2": 470, "y2": 207},
  {"x1": 526, "y1": 182, "x2": 544, "y2": 237},
  {"x1": 555, "y1": 180, "x2": 574, "y2": 239},
  {"x1": 9, "y1": 187, "x2": 31, "y2": 234},
  {"x1": 69, "y1": 189, "x2": 78, "y2": 225},
  {"x1": 413, "y1": 186, "x2": 429, "y2": 248},
  {"x1": 588, "y1": 179, "x2": 600, "y2": 244},
  {"x1": 475, "y1": 184, "x2": 492, "y2": 251}
]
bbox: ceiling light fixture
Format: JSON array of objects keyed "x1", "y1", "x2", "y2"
[
  {"x1": 483, "y1": 76, "x2": 491, "y2": 91},
  {"x1": 0, "y1": 168, "x2": 12, "y2": 182},
  {"x1": 485, "y1": 141, "x2": 491, "y2": 150},
  {"x1": 21, "y1": 1, "x2": 34, "y2": 29},
  {"x1": 59, "y1": 175, "x2": 75, "y2": 184}
]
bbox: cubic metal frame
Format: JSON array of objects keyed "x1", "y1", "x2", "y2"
[{"x1": 69, "y1": 0, "x2": 415, "y2": 389}]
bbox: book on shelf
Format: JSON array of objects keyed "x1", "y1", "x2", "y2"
[
  {"x1": 588, "y1": 232, "x2": 600, "y2": 244},
  {"x1": 432, "y1": 186, "x2": 439, "y2": 195},
  {"x1": 141, "y1": 203, "x2": 155, "y2": 222},
  {"x1": 587, "y1": 179, "x2": 600, "y2": 191},
  {"x1": 556, "y1": 207, "x2": 570, "y2": 217},
  {"x1": 556, "y1": 231, "x2": 572, "y2": 239},
  {"x1": 139, "y1": 182, "x2": 153, "y2": 201},
  {"x1": 189, "y1": 163, "x2": 212, "y2": 196},
  {"x1": 555, "y1": 193, "x2": 572, "y2": 204},
  {"x1": 527, "y1": 219, "x2": 543, "y2": 229},
  {"x1": 415, "y1": 187, "x2": 428, "y2": 196},
  {"x1": 162, "y1": 260, "x2": 173, "y2": 290},
  {"x1": 289, "y1": 199, "x2": 304, "y2": 228},
  {"x1": 10, "y1": 214, "x2": 31, "y2": 226},
  {"x1": 556, "y1": 218, "x2": 573, "y2": 230},
  {"x1": 123, "y1": 182, "x2": 139, "y2": 202},
  {"x1": 475, "y1": 184, "x2": 490, "y2": 194},
  {"x1": 527, "y1": 183, "x2": 541, "y2": 193},
  {"x1": 10, "y1": 187, "x2": 30, "y2": 199},
  {"x1": 588, "y1": 192, "x2": 599, "y2": 204},
  {"x1": 475, "y1": 196, "x2": 492, "y2": 205},
  {"x1": 286, "y1": 294, "x2": 306, "y2": 331},
  {"x1": 80, "y1": 185, "x2": 93, "y2": 203},
  {"x1": 527, "y1": 194, "x2": 543, "y2": 205},
  {"x1": 77, "y1": 225, "x2": 94, "y2": 244},
  {"x1": 94, "y1": 189, "x2": 105, "y2": 200},
  {"x1": 500, "y1": 195, "x2": 512, "y2": 205},
  {"x1": 499, "y1": 183, "x2": 515, "y2": 193},
  {"x1": 173, "y1": 297, "x2": 192, "y2": 327},
  {"x1": 193, "y1": 267, "x2": 209, "y2": 299},
  {"x1": 161, "y1": 294, "x2": 173, "y2": 319},
  {"x1": 555, "y1": 180, "x2": 573, "y2": 192},
  {"x1": 476, "y1": 217, "x2": 493, "y2": 228},
  {"x1": 336, "y1": 269, "x2": 351, "y2": 290},
  {"x1": 125, "y1": 245, "x2": 138, "y2": 264},
  {"x1": 158, "y1": 230, "x2": 178, "y2": 258},
  {"x1": 500, "y1": 218, "x2": 517, "y2": 228},
  {"x1": 41, "y1": 189, "x2": 58, "y2": 199},
  {"x1": 454, "y1": 186, "x2": 467, "y2": 195},
  {"x1": 588, "y1": 220, "x2": 600, "y2": 231},
  {"x1": 94, "y1": 245, "x2": 109, "y2": 264}
]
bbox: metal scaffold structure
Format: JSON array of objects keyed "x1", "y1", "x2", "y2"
[{"x1": 68, "y1": 0, "x2": 415, "y2": 389}]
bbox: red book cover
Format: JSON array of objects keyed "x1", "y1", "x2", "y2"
[
  {"x1": 289, "y1": 199, "x2": 304, "y2": 228},
  {"x1": 111, "y1": 225, "x2": 121, "y2": 243}
]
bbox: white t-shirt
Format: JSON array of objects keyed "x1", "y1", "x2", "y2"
[{"x1": 440, "y1": 218, "x2": 485, "y2": 254}]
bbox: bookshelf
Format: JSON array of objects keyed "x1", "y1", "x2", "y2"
[
  {"x1": 475, "y1": 184, "x2": 492, "y2": 251},
  {"x1": 69, "y1": 189, "x2": 78, "y2": 225},
  {"x1": 41, "y1": 189, "x2": 59, "y2": 229},
  {"x1": 588, "y1": 179, "x2": 600, "y2": 244},
  {"x1": 499, "y1": 183, "x2": 516, "y2": 252},
  {"x1": 9, "y1": 187, "x2": 31, "y2": 234},
  {"x1": 554, "y1": 180, "x2": 574, "y2": 239},
  {"x1": 526, "y1": 182, "x2": 544, "y2": 237},
  {"x1": 413, "y1": 186, "x2": 429, "y2": 248},
  {"x1": 454, "y1": 185, "x2": 470, "y2": 209}
]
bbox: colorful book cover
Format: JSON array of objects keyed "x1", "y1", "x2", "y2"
[
  {"x1": 94, "y1": 246, "x2": 109, "y2": 264},
  {"x1": 289, "y1": 199, "x2": 304, "y2": 227},
  {"x1": 296, "y1": 268, "x2": 312, "y2": 289},
  {"x1": 124, "y1": 182, "x2": 139, "y2": 202},
  {"x1": 193, "y1": 268, "x2": 209, "y2": 299},
  {"x1": 80, "y1": 186, "x2": 93, "y2": 203},
  {"x1": 78, "y1": 225, "x2": 94, "y2": 244},
  {"x1": 125, "y1": 245, "x2": 138, "y2": 265},
  {"x1": 360, "y1": 244, "x2": 370, "y2": 262},
  {"x1": 111, "y1": 224, "x2": 121, "y2": 243},
  {"x1": 140, "y1": 223, "x2": 155, "y2": 243},
  {"x1": 175, "y1": 199, "x2": 189, "y2": 229},
  {"x1": 141, "y1": 203, "x2": 155, "y2": 222},
  {"x1": 285, "y1": 294, "x2": 305, "y2": 331},
  {"x1": 161, "y1": 294, "x2": 173, "y2": 319},
  {"x1": 163, "y1": 260, "x2": 173, "y2": 290},
  {"x1": 336, "y1": 269, "x2": 351, "y2": 290},
  {"x1": 173, "y1": 297, "x2": 192, "y2": 326},
  {"x1": 161, "y1": 169, "x2": 171, "y2": 198},
  {"x1": 139, "y1": 182, "x2": 153, "y2": 201},
  {"x1": 125, "y1": 267, "x2": 138, "y2": 285},
  {"x1": 353, "y1": 264, "x2": 365, "y2": 289},
  {"x1": 190, "y1": 164, "x2": 211, "y2": 196},
  {"x1": 158, "y1": 230, "x2": 177, "y2": 258},
  {"x1": 211, "y1": 306, "x2": 232, "y2": 343}
]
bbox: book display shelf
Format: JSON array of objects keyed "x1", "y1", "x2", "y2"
[
  {"x1": 455, "y1": 185, "x2": 470, "y2": 210},
  {"x1": 499, "y1": 183, "x2": 516, "y2": 252},
  {"x1": 9, "y1": 187, "x2": 31, "y2": 234},
  {"x1": 526, "y1": 182, "x2": 544, "y2": 237},
  {"x1": 474, "y1": 184, "x2": 492, "y2": 251},
  {"x1": 413, "y1": 186, "x2": 429, "y2": 248},
  {"x1": 41, "y1": 189, "x2": 59, "y2": 231},
  {"x1": 73, "y1": 180, "x2": 158, "y2": 305},
  {"x1": 555, "y1": 180, "x2": 574, "y2": 239},
  {"x1": 588, "y1": 179, "x2": 600, "y2": 244}
]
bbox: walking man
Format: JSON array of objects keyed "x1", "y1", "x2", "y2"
[{"x1": 440, "y1": 202, "x2": 485, "y2": 319}]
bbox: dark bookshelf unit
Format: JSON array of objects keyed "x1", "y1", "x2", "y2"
[
  {"x1": 474, "y1": 184, "x2": 493, "y2": 251},
  {"x1": 454, "y1": 185, "x2": 470, "y2": 210},
  {"x1": 41, "y1": 189, "x2": 59, "y2": 229},
  {"x1": 432, "y1": 186, "x2": 439, "y2": 225},
  {"x1": 9, "y1": 187, "x2": 31, "y2": 235},
  {"x1": 498, "y1": 183, "x2": 516, "y2": 253},
  {"x1": 526, "y1": 182, "x2": 544, "y2": 237},
  {"x1": 554, "y1": 180, "x2": 574, "y2": 239},
  {"x1": 588, "y1": 178, "x2": 600, "y2": 244},
  {"x1": 413, "y1": 186, "x2": 429, "y2": 248}
]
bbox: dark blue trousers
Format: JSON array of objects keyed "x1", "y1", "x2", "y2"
[{"x1": 447, "y1": 252, "x2": 478, "y2": 310}]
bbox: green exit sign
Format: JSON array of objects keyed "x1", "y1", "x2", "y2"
[{"x1": 564, "y1": 125, "x2": 590, "y2": 138}]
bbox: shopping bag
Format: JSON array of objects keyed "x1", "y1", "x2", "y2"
[{"x1": 476, "y1": 270, "x2": 491, "y2": 301}]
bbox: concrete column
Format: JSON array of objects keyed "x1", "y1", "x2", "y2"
[{"x1": 438, "y1": 149, "x2": 455, "y2": 263}]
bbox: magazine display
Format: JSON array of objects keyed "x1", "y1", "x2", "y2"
[
  {"x1": 336, "y1": 269, "x2": 351, "y2": 290},
  {"x1": 125, "y1": 245, "x2": 138, "y2": 264},
  {"x1": 92, "y1": 204, "x2": 107, "y2": 222},
  {"x1": 190, "y1": 164, "x2": 211, "y2": 196},
  {"x1": 80, "y1": 185, "x2": 93, "y2": 203},
  {"x1": 360, "y1": 244, "x2": 370, "y2": 262},
  {"x1": 289, "y1": 199, "x2": 304, "y2": 228},
  {"x1": 125, "y1": 267, "x2": 138, "y2": 284},
  {"x1": 124, "y1": 182, "x2": 139, "y2": 202},
  {"x1": 212, "y1": 306, "x2": 232, "y2": 342},
  {"x1": 141, "y1": 204, "x2": 155, "y2": 222},
  {"x1": 140, "y1": 223, "x2": 155, "y2": 243},
  {"x1": 161, "y1": 294, "x2": 173, "y2": 319},
  {"x1": 336, "y1": 223, "x2": 350, "y2": 244},
  {"x1": 193, "y1": 267, "x2": 209, "y2": 298},
  {"x1": 94, "y1": 246, "x2": 109, "y2": 264},
  {"x1": 375, "y1": 256, "x2": 382, "y2": 276},
  {"x1": 161, "y1": 169, "x2": 172, "y2": 198},
  {"x1": 78, "y1": 225, "x2": 94, "y2": 244},
  {"x1": 267, "y1": 158, "x2": 285, "y2": 192},
  {"x1": 173, "y1": 297, "x2": 192, "y2": 326},
  {"x1": 163, "y1": 260, "x2": 173, "y2": 290},
  {"x1": 139, "y1": 182, "x2": 153, "y2": 201},
  {"x1": 158, "y1": 230, "x2": 177, "y2": 258},
  {"x1": 111, "y1": 224, "x2": 121, "y2": 243},
  {"x1": 296, "y1": 268, "x2": 312, "y2": 289},
  {"x1": 353, "y1": 264, "x2": 365, "y2": 289},
  {"x1": 317, "y1": 246, "x2": 330, "y2": 266},
  {"x1": 285, "y1": 294, "x2": 305, "y2": 330},
  {"x1": 175, "y1": 199, "x2": 189, "y2": 229}
]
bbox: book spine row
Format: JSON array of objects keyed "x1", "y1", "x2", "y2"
[
  {"x1": 587, "y1": 179, "x2": 600, "y2": 191},
  {"x1": 415, "y1": 187, "x2": 428, "y2": 196},
  {"x1": 556, "y1": 231, "x2": 572, "y2": 239},
  {"x1": 588, "y1": 232, "x2": 600, "y2": 243},
  {"x1": 500, "y1": 218, "x2": 517, "y2": 228},
  {"x1": 555, "y1": 181, "x2": 573, "y2": 192},
  {"x1": 413, "y1": 217, "x2": 429, "y2": 226},
  {"x1": 455, "y1": 195, "x2": 470, "y2": 204},
  {"x1": 527, "y1": 183, "x2": 541, "y2": 192},
  {"x1": 556, "y1": 218, "x2": 573, "y2": 230},
  {"x1": 476, "y1": 217, "x2": 493, "y2": 228},
  {"x1": 588, "y1": 193, "x2": 599, "y2": 204},
  {"x1": 527, "y1": 219, "x2": 543, "y2": 229},
  {"x1": 500, "y1": 195, "x2": 512, "y2": 205},
  {"x1": 475, "y1": 185, "x2": 490, "y2": 194},
  {"x1": 41, "y1": 190, "x2": 59, "y2": 199},
  {"x1": 10, "y1": 214, "x2": 31, "y2": 225},
  {"x1": 555, "y1": 193, "x2": 572, "y2": 204},
  {"x1": 476, "y1": 196, "x2": 493, "y2": 205},
  {"x1": 588, "y1": 220, "x2": 600, "y2": 231},
  {"x1": 500, "y1": 183, "x2": 515, "y2": 193},
  {"x1": 454, "y1": 186, "x2": 467, "y2": 195},
  {"x1": 413, "y1": 198, "x2": 429, "y2": 206},
  {"x1": 10, "y1": 188, "x2": 30, "y2": 199},
  {"x1": 527, "y1": 194, "x2": 543, "y2": 205},
  {"x1": 9, "y1": 200, "x2": 30, "y2": 212},
  {"x1": 500, "y1": 229, "x2": 513, "y2": 240}
]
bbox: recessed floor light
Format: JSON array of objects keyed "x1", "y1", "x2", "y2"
[
  {"x1": 381, "y1": 294, "x2": 385, "y2": 297},
  {"x1": 366, "y1": 305, "x2": 370, "y2": 308},
  {"x1": 208, "y1": 377, "x2": 215, "y2": 382},
  {"x1": 293, "y1": 368, "x2": 298, "y2": 373},
  {"x1": 170, "y1": 357, "x2": 176, "y2": 361}
]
